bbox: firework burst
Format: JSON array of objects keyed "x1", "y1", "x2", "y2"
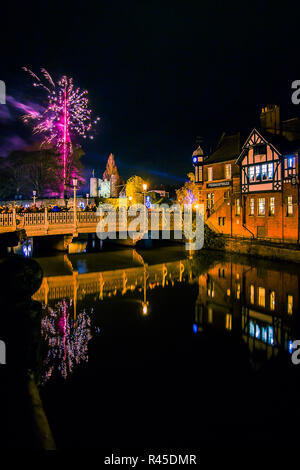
[{"x1": 22, "y1": 67, "x2": 100, "y2": 195}]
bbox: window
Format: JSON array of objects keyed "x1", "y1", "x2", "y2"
[
  {"x1": 225, "y1": 164, "x2": 232, "y2": 179},
  {"x1": 287, "y1": 196, "x2": 293, "y2": 216},
  {"x1": 248, "y1": 163, "x2": 274, "y2": 182},
  {"x1": 236, "y1": 283, "x2": 241, "y2": 300},
  {"x1": 218, "y1": 217, "x2": 225, "y2": 226},
  {"x1": 287, "y1": 295, "x2": 293, "y2": 315},
  {"x1": 248, "y1": 166, "x2": 255, "y2": 182},
  {"x1": 258, "y1": 198, "x2": 265, "y2": 215},
  {"x1": 225, "y1": 314, "x2": 232, "y2": 331},
  {"x1": 250, "y1": 284, "x2": 255, "y2": 304},
  {"x1": 207, "y1": 193, "x2": 214, "y2": 210},
  {"x1": 255, "y1": 165, "x2": 261, "y2": 181},
  {"x1": 249, "y1": 198, "x2": 255, "y2": 215},
  {"x1": 207, "y1": 167, "x2": 213, "y2": 181},
  {"x1": 262, "y1": 164, "x2": 268, "y2": 180},
  {"x1": 269, "y1": 197, "x2": 275, "y2": 216},
  {"x1": 235, "y1": 198, "x2": 241, "y2": 216},
  {"x1": 258, "y1": 287, "x2": 266, "y2": 308},
  {"x1": 270, "y1": 291, "x2": 275, "y2": 311},
  {"x1": 268, "y1": 163, "x2": 274, "y2": 179},
  {"x1": 288, "y1": 157, "x2": 294, "y2": 168},
  {"x1": 207, "y1": 277, "x2": 214, "y2": 298},
  {"x1": 253, "y1": 144, "x2": 267, "y2": 156}
]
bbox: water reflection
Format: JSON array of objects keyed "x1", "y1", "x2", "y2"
[
  {"x1": 26, "y1": 242, "x2": 300, "y2": 380},
  {"x1": 194, "y1": 257, "x2": 299, "y2": 367},
  {"x1": 41, "y1": 299, "x2": 95, "y2": 383}
]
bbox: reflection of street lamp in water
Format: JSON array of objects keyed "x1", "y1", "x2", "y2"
[{"x1": 142, "y1": 263, "x2": 149, "y2": 315}]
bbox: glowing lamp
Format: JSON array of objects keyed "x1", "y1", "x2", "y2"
[
  {"x1": 193, "y1": 157, "x2": 197, "y2": 163},
  {"x1": 142, "y1": 183, "x2": 147, "y2": 192},
  {"x1": 73, "y1": 178, "x2": 78, "y2": 187},
  {"x1": 32, "y1": 190, "x2": 36, "y2": 196}
]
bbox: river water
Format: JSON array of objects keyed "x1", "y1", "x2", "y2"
[{"x1": 18, "y1": 237, "x2": 300, "y2": 449}]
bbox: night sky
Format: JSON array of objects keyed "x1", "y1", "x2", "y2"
[{"x1": 1, "y1": 1, "x2": 300, "y2": 188}]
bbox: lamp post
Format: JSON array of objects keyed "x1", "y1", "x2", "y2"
[
  {"x1": 32, "y1": 190, "x2": 36, "y2": 205},
  {"x1": 73, "y1": 178, "x2": 78, "y2": 225},
  {"x1": 142, "y1": 183, "x2": 148, "y2": 235},
  {"x1": 142, "y1": 183, "x2": 148, "y2": 206},
  {"x1": 86, "y1": 193, "x2": 89, "y2": 207}
]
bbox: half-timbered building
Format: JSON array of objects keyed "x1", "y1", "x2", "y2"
[
  {"x1": 191, "y1": 105, "x2": 300, "y2": 243},
  {"x1": 236, "y1": 128, "x2": 300, "y2": 241}
]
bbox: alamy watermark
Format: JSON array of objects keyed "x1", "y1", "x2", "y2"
[
  {"x1": 0, "y1": 340, "x2": 6, "y2": 365},
  {"x1": 0, "y1": 80, "x2": 5, "y2": 104},
  {"x1": 95, "y1": 203, "x2": 204, "y2": 251},
  {"x1": 291, "y1": 80, "x2": 300, "y2": 105}
]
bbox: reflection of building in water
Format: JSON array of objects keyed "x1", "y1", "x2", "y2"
[{"x1": 194, "y1": 259, "x2": 299, "y2": 363}]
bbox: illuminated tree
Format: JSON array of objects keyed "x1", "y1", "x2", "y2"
[
  {"x1": 176, "y1": 173, "x2": 200, "y2": 205},
  {"x1": 125, "y1": 175, "x2": 147, "y2": 204}
]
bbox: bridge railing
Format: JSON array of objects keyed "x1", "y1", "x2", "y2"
[
  {"x1": 23, "y1": 212, "x2": 46, "y2": 225},
  {"x1": 0, "y1": 213, "x2": 14, "y2": 227},
  {"x1": 47, "y1": 212, "x2": 74, "y2": 225}
]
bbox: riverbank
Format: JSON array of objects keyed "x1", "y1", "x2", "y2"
[{"x1": 214, "y1": 235, "x2": 300, "y2": 264}]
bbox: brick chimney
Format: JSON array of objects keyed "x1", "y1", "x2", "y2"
[{"x1": 260, "y1": 104, "x2": 280, "y2": 135}]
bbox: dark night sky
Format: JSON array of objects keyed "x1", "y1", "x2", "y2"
[{"x1": 1, "y1": 0, "x2": 300, "y2": 188}]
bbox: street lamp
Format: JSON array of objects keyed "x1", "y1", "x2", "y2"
[
  {"x1": 73, "y1": 178, "x2": 78, "y2": 224},
  {"x1": 142, "y1": 183, "x2": 147, "y2": 205},
  {"x1": 86, "y1": 193, "x2": 89, "y2": 207},
  {"x1": 32, "y1": 190, "x2": 36, "y2": 205}
]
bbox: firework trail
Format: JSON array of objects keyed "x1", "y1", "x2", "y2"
[{"x1": 22, "y1": 67, "x2": 100, "y2": 196}]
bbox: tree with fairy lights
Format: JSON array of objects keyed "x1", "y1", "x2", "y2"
[{"x1": 22, "y1": 68, "x2": 100, "y2": 198}]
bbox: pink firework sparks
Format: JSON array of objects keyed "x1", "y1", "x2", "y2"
[{"x1": 22, "y1": 67, "x2": 100, "y2": 196}]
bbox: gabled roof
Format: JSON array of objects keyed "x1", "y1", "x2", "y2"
[
  {"x1": 236, "y1": 127, "x2": 300, "y2": 164},
  {"x1": 204, "y1": 133, "x2": 241, "y2": 165}
]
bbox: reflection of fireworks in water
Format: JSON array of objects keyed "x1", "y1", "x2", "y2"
[{"x1": 41, "y1": 299, "x2": 94, "y2": 383}]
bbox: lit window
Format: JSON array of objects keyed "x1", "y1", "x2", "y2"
[
  {"x1": 268, "y1": 326, "x2": 274, "y2": 345},
  {"x1": 258, "y1": 287, "x2": 265, "y2": 307},
  {"x1": 249, "y1": 198, "x2": 255, "y2": 215},
  {"x1": 269, "y1": 197, "x2": 275, "y2": 216},
  {"x1": 227, "y1": 289, "x2": 231, "y2": 296},
  {"x1": 236, "y1": 198, "x2": 241, "y2": 216},
  {"x1": 250, "y1": 284, "x2": 255, "y2": 304},
  {"x1": 207, "y1": 167, "x2": 213, "y2": 181},
  {"x1": 262, "y1": 326, "x2": 268, "y2": 343},
  {"x1": 287, "y1": 295, "x2": 293, "y2": 315},
  {"x1": 225, "y1": 314, "x2": 232, "y2": 331},
  {"x1": 248, "y1": 166, "x2": 255, "y2": 182},
  {"x1": 236, "y1": 283, "x2": 241, "y2": 300},
  {"x1": 288, "y1": 157, "x2": 294, "y2": 168},
  {"x1": 262, "y1": 164, "x2": 268, "y2": 180},
  {"x1": 270, "y1": 291, "x2": 275, "y2": 311},
  {"x1": 207, "y1": 193, "x2": 214, "y2": 210},
  {"x1": 268, "y1": 163, "x2": 273, "y2": 179},
  {"x1": 287, "y1": 196, "x2": 293, "y2": 216},
  {"x1": 255, "y1": 165, "x2": 261, "y2": 181},
  {"x1": 258, "y1": 198, "x2": 265, "y2": 215},
  {"x1": 225, "y1": 164, "x2": 232, "y2": 179}
]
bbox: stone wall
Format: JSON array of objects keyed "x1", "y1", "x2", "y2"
[{"x1": 223, "y1": 237, "x2": 300, "y2": 263}]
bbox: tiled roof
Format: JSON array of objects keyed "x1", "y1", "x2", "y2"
[{"x1": 204, "y1": 133, "x2": 241, "y2": 164}]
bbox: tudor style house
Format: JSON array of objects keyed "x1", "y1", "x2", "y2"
[
  {"x1": 236, "y1": 128, "x2": 299, "y2": 241},
  {"x1": 192, "y1": 105, "x2": 300, "y2": 242}
]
